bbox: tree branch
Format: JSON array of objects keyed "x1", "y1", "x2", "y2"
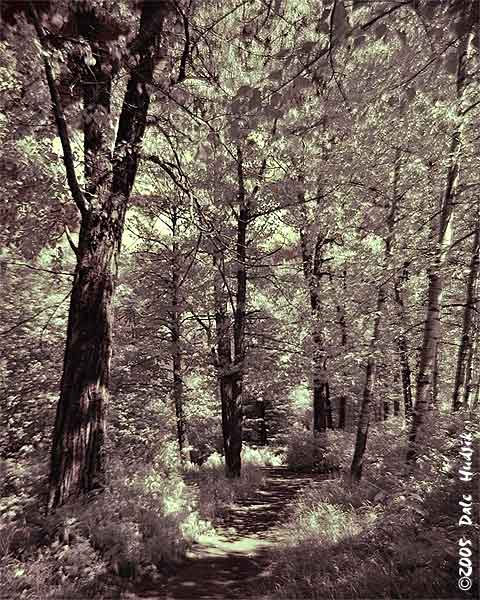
[{"x1": 29, "y1": 4, "x2": 87, "y2": 218}]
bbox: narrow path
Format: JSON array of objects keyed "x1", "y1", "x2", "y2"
[{"x1": 130, "y1": 466, "x2": 325, "y2": 600}]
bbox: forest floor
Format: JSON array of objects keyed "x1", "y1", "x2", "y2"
[{"x1": 129, "y1": 466, "x2": 325, "y2": 600}]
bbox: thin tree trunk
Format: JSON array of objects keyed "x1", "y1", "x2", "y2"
[
  {"x1": 393, "y1": 370, "x2": 401, "y2": 417},
  {"x1": 431, "y1": 343, "x2": 440, "y2": 407},
  {"x1": 227, "y1": 148, "x2": 249, "y2": 477},
  {"x1": 257, "y1": 400, "x2": 268, "y2": 446},
  {"x1": 170, "y1": 223, "x2": 186, "y2": 455},
  {"x1": 299, "y1": 211, "x2": 333, "y2": 437},
  {"x1": 350, "y1": 288, "x2": 385, "y2": 482},
  {"x1": 394, "y1": 268, "x2": 413, "y2": 416},
  {"x1": 34, "y1": 3, "x2": 166, "y2": 510},
  {"x1": 213, "y1": 250, "x2": 240, "y2": 478},
  {"x1": 172, "y1": 334, "x2": 185, "y2": 453},
  {"x1": 472, "y1": 352, "x2": 480, "y2": 411},
  {"x1": 390, "y1": 152, "x2": 413, "y2": 417},
  {"x1": 312, "y1": 330, "x2": 329, "y2": 434},
  {"x1": 407, "y1": 16, "x2": 475, "y2": 464},
  {"x1": 337, "y1": 269, "x2": 348, "y2": 429},
  {"x1": 350, "y1": 150, "x2": 400, "y2": 482},
  {"x1": 338, "y1": 397, "x2": 347, "y2": 429},
  {"x1": 464, "y1": 310, "x2": 479, "y2": 408},
  {"x1": 383, "y1": 400, "x2": 390, "y2": 421},
  {"x1": 452, "y1": 222, "x2": 480, "y2": 410}
]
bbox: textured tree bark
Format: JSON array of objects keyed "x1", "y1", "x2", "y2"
[
  {"x1": 452, "y1": 223, "x2": 480, "y2": 410},
  {"x1": 223, "y1": 149, "x2": 250, "y2": 478},
  {"x1": 221, "y1": 377, "x2": 243, "y2": 478},
  {"x1": 312, "y1": 331, "x2": 329, "y2": 434},
  {"x1": 389, "y1": 154, "x2": 413, "y2": 418},
  {"x1": 464, "y1": 312, "x2": 479, "y2": 408},
  {"x1": 213, "y1": 250, "x2": 237, "y2": 477},
  {"x1": 49, "y1": 216, "x2": 115, "y2": 509},
  {"x1": 431, "y1": 344, "x2": 440, "y2": 407},
  {"x1": 407, "y1": 15, "x2": 475, "y2": 463},
  {"x1": 39, "y1": 2, "x2": 166, "y2": 510}
]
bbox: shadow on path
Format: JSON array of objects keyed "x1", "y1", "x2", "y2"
[{"x1": 130, "y1": 467, "x2": 326, "y2": 600}]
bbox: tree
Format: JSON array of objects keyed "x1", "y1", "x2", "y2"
[
  {"x1": 26, "y1": 1, "x2": 172, "y2": 509},
  {"x1": 350, "y1": 151, "x2": 402, "y2": 481},
  {"x1": 452, "y1": 213, "x2": 480, "y2": 410},
  {"x1": 407, "y1": 4, "x2": 477, "y2": 464},
  {"x1": 299, "y1": 195, "x2": 334, "y2": 437}
]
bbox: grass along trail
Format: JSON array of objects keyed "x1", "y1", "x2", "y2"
[{"x1": 131, "y1": 466, "x2": 327, "y2": 600}]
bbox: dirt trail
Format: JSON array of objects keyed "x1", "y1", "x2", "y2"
[{"x1": 130, "y1": 466, "x2": 324, "y2": 600}]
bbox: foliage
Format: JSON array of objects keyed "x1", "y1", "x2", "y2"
[
  {"x1": 184, "y1": 445, "x2": 283, "y2": 519},
  {"x1": 265, "y1": 413, "x2": 480, "y2": 599},
  {"x1": 0, "y1": 0, "x2": 479, "y2": 597},
  {"x1": 0, "y1": 447, "x2": 212, "y2": 599},
  {"x1": 285, "y1": 427, "x2": 354, "y2": 472}
]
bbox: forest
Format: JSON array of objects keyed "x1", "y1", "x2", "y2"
[{"x1": 0, "y1": 0, "x2": 479, "y2": 598}]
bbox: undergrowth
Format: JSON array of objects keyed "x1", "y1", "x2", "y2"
[
  {"x1": 183, "y1": 444, "x2": 283, "y2": 519},
  {"x1": 0, "y1": 442, "x2": 283, "y2": 599},
  {"x1": 267, "y1": 413, "x2": 479, "y2": 600},
  {"x1": 0, "y1": 441, "x2": 211, "y2": 599}
]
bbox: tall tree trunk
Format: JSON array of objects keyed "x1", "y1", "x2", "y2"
[
  {"x1": 430, "y1": 343, "x2": 440, "y2": 407},
  {"x1": 336, "y1": 269, "x2": 348, "y2": 429},
  {"x1": 170, "y1": 222, "x2": 186, "y2": 455},
  {"x1": 407, "y1": 16, "x2": 475, "y2": 464},
  {"x1": 390, "y1": 153, "x2": 413, "y2": 417},
  {"x1": 214, "y1": 149, "x2": 250, "y2": 478},
  {"x1": 257, "y1": 400, "x2": 268, "y2": 446},
  {"x1": 172, "y1": 331, "x2": 185, "y2": 453},
  {"x1": 452, "y1": 222, "x2": 480, "y2": 410},
  {"x1": 49, "y1": 219, "x2": 115, "y2": 508},
  {"x1": 393, "y1": 370, "x2": 401, "y2": 416},
  {"x1": 394, "y1": 267, "x2": 413, "y2": 416},
  {"x1": 312, "y1": 328, "x2": 330, "y2": 434},
  {"x1": 33, "y1": 3, "x2": 166, "y2": 510},
  {"x1": 350, "y1": 288, "x2": 385, "y2": 482},
  {"x1": 213, "y1": 250, "x2": 239, "y2": 477},
  {"x1": 464, "y1": 310, "x2": 479, "y2": 408},
  {"x1": 350, "y1": 150, "x2": 400, "y2": 482},
  {"x1": 338, "y1": 397, "x2": 347, "y2": 430},
  {"x1": 227, "y1": 148, "x2": 249, "y2": 477},
  {"x1": 299, "y1": 211, "x2": 333, "y2": 438}
]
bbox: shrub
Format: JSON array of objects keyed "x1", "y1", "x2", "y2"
[{"x1": 285, "y1": 428, "x2": 353, "y2": 472}]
